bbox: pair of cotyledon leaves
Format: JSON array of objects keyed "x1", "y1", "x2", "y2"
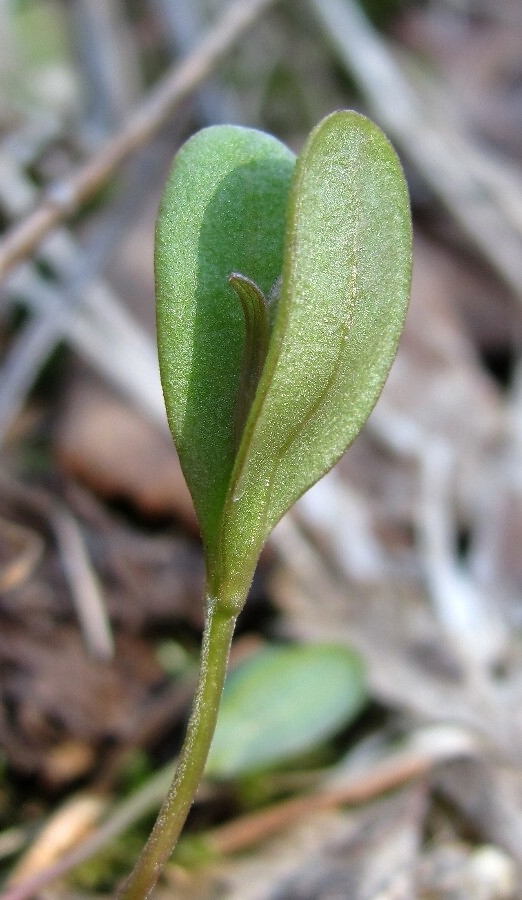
[{"x1": 156, "y1": 111, "x2": 411, "y2": 612}]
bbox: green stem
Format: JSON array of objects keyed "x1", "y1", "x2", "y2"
[{"x1": 118, "y1": 595, "x2": 237, "y2": 899}]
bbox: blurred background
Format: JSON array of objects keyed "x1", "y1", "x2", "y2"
[{"x1": 1, "y1": 0, "x2": 522, "y2": 897}]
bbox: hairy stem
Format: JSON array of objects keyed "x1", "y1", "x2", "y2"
[{"x1": 118, "y1": 596, "x2": 237, "y2": 899}]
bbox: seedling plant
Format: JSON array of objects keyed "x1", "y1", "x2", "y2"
[{"x1": 119, "y1": 110, "x2": 412, "y2": 898}]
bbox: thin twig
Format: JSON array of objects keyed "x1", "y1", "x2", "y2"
[
  {"x1": 0, "y1": 0, "x2": 277, "y2": 283},
  {"x1": 6, "y1": 795, "x2": 107, "y2": 887},
  {"x1": 0, "y1": 726, "x2": 477, "y2": 900},
  {"x1": 309, "y1": 0, "x2": 522, "y2": 302},
  {"x1": 51, "y1": 505, "x2": 114, "y2": 661},
  {"x1": 0, "y1": 126, "x2": 163, "y2": 441},
  {"x1": 0, "y1": 470, "x2": 113, "y2": 661},
  {"x1": 153, "y1": 0, "x2": 239, "y2": 124},
  {"x1": 0, "y1": 515, "x2": 43, "y2": 593},
  {"x1": 3, "y1": 264, "x2": 166, "y2": 431},
  {"x1": 0, "y1": 766, "x2": 176, "y2": 900},
  {"x1": 70, "y1": 0, "x2": 141, "y2": 134},
  {"x1": 417, "y1": 440, "x2": 508, "y2": 669},
  {"x1": 208, "y1": 750, "x2": 433, "y2": 856}
]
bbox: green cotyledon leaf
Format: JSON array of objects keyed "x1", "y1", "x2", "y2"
[
  {"x1": 156, "y1": 112, "x2": 411, "y2": 611},
  {"x1": 155, "y1": 125, "x2": 296, "y2": 565},
  {"x1": 219, "y1": 111, "x2": 412, "y2": 606},
  {"x1": 205, "y1": 642, "x2": 367, "y2": 779}
]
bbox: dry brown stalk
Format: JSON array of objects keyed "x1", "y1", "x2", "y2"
[
  {"x1": 207, "y1": 750, "x2": 433, "y2": 856},
  {"x1": 0, "y1": 0, "x2": 277, "y2": 284}
]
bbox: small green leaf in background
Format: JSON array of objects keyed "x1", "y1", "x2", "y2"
[{"x1": 206, "y1": 643, "x2": 367, "y2": 779}]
